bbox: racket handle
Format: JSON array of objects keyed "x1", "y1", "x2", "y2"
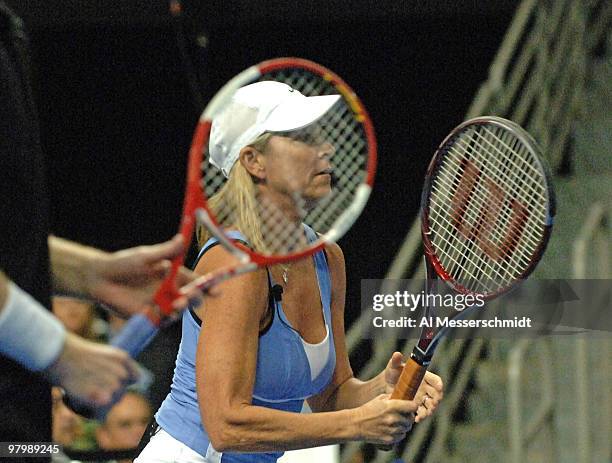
[
  {"x1": 378, "y1": 357, "x2": 428, "y2": 452},
  {"x1": 391, "y1": 357, "x2": 427, "y2": 400},
  {"x1": 63, "y1": 315, "x2": 159, "y2": 420},
  {"x1": 111, "y1": 313, "x2": 160, "y2": 358},
  {"x1": 62, "y1": 395, "x2": 105, "y2": 421}
]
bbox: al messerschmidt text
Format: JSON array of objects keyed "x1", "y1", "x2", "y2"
[{"x1": 372, "y1": 316, "x2": 532, "y2": 328}]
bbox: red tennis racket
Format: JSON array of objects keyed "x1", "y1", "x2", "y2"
[
  {"x1": 391, "y1": 116, "x2": 555, "y2": 403},
  {"x1": 112, "y1": 57, "x2": 377, "y2": 358}
]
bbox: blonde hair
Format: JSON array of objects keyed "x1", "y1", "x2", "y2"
[{"x1": 196, "y1": 133, "x2": 272, "y2": 252}]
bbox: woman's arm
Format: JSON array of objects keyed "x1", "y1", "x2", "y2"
[
  {"x1": 194, "y1": 245, "x2": 417, "y2": 452},
  {"x1": 308, "y1": 243, "x2": 443, "y2": 420},
  {"x1": 307, "y1": 242, "x2": 385, "y2": 411},
  {"x1": 0, "y1": 270, "x2": 8, "y2": 309}
]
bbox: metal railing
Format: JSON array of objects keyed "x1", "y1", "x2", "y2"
[
  {"x1": 341, "y1": 0, "x2": 611, "y2": 461},
  {"x1": 507, "y1": 337, "x2": 556, "y2": 463},
  {"x1": 467, "y1": 0, "x2": 611, "y2": 170},
  {"x1": 571, "y1": 203, "x2": 610, "y2": 462},
  {"x1": 508, "y1": 203, "x2": 610, "y2": 463}
]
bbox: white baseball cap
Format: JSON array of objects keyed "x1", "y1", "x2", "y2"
[{"x1": 209, "y1": 81, "x2": 341, "y2": 177}]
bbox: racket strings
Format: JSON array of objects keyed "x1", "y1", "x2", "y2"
[
  {"x1": 427, "y1": 208, "x2": 508, "y2": 291},
  {"x1": 428, "y1": 123, "x2": 550, "y2": 294},
  {"x1": 433, "y1": 158, "x2": 540, "y2": 252},
  {"x1": 470, "y1": 126, "x2": 547, "y2": 202},
  {"x1": 428, "y1": 202, "x2": 514, "y2": 293},
  {"x1": 465, "y1": 126, "x2": 547, "y2": 274},
  {"x1": 202, "y1": 67, "x2": 369, "y2": 257},
  {"x1": 264, "y1": 68, "x2": 368, "y2": 239},
  {"x1": 432, "y1": 140, "x2": 544, "y2": 284},
  {"x1": 256, "y1": 195, "x2": 310, "y2": 254},
  {"x1": 447, "y1": 127, "x2": 546, "y2": 246},
  {"x1": 432, "y1": 158, "x2": 536, "y2": 280},
  {"x1": 431, "y1": 152, "x2": 540, "y2": 276},
  {"x1": 203, "y1": 180, "x2": 311, "y2": 255},
  {"x1": 443, "y1": 138, "x2": 544, "y2": 252},
  {"x1": 457, "y1": 127, "x2": 547, "y2": 254},
  {"x1": 306, "y1": 109, "x2": 367, "y2": 231}
]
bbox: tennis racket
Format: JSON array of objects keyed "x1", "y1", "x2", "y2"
[
  {"x1": 112, "y1": 57, "x2": 377, "y2": 359},
  {"x1": 390, "y1": 116, "x2": 555, "y2": 407}
]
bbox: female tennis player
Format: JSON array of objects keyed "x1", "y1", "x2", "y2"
[{"x1": 136, "y1": 81, "x2": 443, "y2": 462}]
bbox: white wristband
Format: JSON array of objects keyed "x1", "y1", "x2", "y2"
[{"x1": 0, "y1": 281, "x2": 67, "y2": 371}]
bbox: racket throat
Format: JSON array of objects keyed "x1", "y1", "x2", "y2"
[{"x1": 410, "y1": 345, "x2": 433, "y2": 367}]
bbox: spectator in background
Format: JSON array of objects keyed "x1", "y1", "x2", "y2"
[
  {"x1": 52, "y1": 386, "x2": 84, "y2": 447},
  {"x1": 52, "y1": 297, "x2": 99, "y2": 340},
  {"x1": 96, "y1": 391, "x2": 152, "y2": 463}
]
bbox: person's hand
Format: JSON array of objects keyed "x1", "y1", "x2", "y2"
[
  {"x1": 383, "y1": 352, "x2": 444, "y2": 423},
  {"x1": 413, "y1": 371, "x2": 443, "y2": 423},
  {"x1": 353, "y1": 394, "x2": 418, "y2": 446},
  {"x1": 44, "y1": 333, "x2": 139, "y2": 407},
  {"x1": 87, "y1": 235, "x2": 202, "y2": 316},
  {"x1": 383, "y1": 351, "x2": 406, "y2": 394}
]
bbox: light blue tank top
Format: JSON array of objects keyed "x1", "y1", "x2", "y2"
[{"x1": 156, "y1": 226, "x2": 336, "y2": 462}]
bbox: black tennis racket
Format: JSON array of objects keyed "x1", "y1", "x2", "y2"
[{"x1": 391, "y1": 116, "x2": 555, "y2": 402}]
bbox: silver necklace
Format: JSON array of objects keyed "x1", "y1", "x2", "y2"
[{"x1": 280, "y1": 263, "x2": 292, "y2": 284}]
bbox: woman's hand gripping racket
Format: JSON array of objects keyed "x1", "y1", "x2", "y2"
[
  {"x1": 112, "y1": 57, "x2": 377, "y2": 359},
  {"x1": 382, "y1": 117, "x2": 555, "y2": 447}
]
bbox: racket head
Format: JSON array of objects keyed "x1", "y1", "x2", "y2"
[
  {"x1": 421, "y1": 116, "x2": 555, "y2": 300},
  {"x1": 193, "y1": 57, "x2": 377, "y2": 265}
]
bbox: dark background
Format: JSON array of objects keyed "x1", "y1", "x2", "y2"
[{"x1": 7, "y1": 0, "x2": 517, "y2": 326}]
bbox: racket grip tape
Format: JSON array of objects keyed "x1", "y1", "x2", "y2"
[
  {"x1": 390, "y1": 357, "x2": 427, "y2": 400},
  {"x1": 377, "y1": 358, "x2": 428, "y2": 452}
]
